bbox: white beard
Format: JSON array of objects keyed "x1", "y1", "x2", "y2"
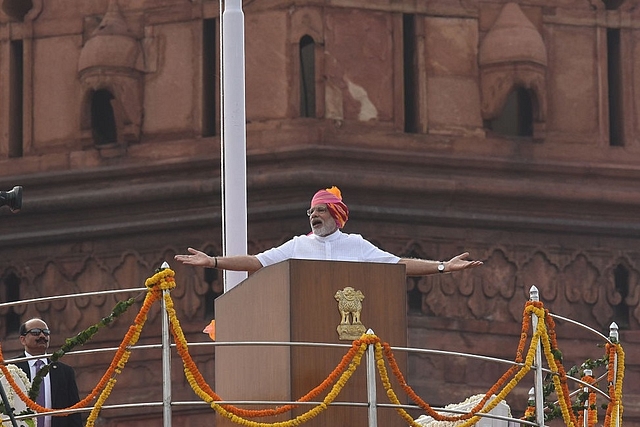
[{"x1": 311, "y1": 220, "x2": 337, "y2": 237}]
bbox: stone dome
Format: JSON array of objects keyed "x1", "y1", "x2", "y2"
[
  {"x1": 479, "y1": 2, "x2": 547, "y2": 67},
  {"x1": 78, "y1": 0, "x2": 142, "y2": 73}
]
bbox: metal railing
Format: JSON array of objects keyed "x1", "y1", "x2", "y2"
[{"x1": 0, "y1": 281, "x2": 622, "y2": 427}]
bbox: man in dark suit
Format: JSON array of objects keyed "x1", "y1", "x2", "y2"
[{"x1": 15, "y1": 318, "x2": 82, "y2": 427}]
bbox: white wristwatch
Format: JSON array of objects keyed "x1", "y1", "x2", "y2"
[{"x1": 437, "y1": 261, "x2": 445, "y2": 273}]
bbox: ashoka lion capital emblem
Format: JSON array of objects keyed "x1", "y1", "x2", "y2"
[{"x1": 334, "y1": 286, "x2": 366, "y2": 340}]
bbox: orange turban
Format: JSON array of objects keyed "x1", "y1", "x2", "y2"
[{"x1": 311, "y1": 186, "x2": 349, "y2": 228}]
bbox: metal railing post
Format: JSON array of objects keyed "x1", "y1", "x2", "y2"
[
  {"x1": 529, "y1": 286, "x2": 545, "y2": 427},
  {"x1": 582, "y1": 369, "x2": 592, "y2": 427},
  {"x1": 161, "y1": 262, "x2": 173, "y2": 427},
  {"x1": 609, "y1": 322, "x2": 620, "y2": 427},
  {"x1": 366, "y1": 329, "x2": 378, "y2": 427}
]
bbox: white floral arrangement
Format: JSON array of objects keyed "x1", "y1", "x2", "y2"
[
  {"x1": 415, "y1": 394, "x2": 512, "y2": 427},
  {"x1": 0, "y1": 364, "x2": 35, "y2": 427}
]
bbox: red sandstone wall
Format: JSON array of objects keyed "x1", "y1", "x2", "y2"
[{"x1": 1, "y1": 1, "x2": 640, "y2": 426}]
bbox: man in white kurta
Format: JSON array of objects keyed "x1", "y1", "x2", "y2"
[
  {"x1": 255, "y1": 230, "x2": 400, "y2": 266},
  {"x1": 175, "y1": 186, "x2": 482, "y2": 275}
]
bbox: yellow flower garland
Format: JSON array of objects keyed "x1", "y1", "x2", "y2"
[
  {"x1": 604, "y1": 343, "x2": 625, "y2": 427},
  {"x1": 577, "y1": 374, "x2": 597, "y2": 427},
  {"x1": 376, "y1": 302, "x2": 544, "y2": 426},
  {"x1": 84, "y1": 267, "x2": 170, "y2": 426},
  {"x1": 615, "y1": 344, "x2": 625, "y2": 423},
  {"x1": 163, "y1": 282, "x2": 371, "y2": 427},
  {"x1": 539, "y1": 322, "x2": 574, "y2": 427},
  {"x1": 1, "y1": 268, "x2": 625, "y2": 427},
  {"x1": 168, "y1": 295, "x2": 621, "y2": 427}
]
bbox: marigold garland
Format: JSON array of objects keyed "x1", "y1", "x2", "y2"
[
  {"x1": 205, "y1": 341, "x2": 368, "y2": 427},
  {"x1": 539, "y1": 308, "x2": 623, "y2": 427},
  {"x1": 521, "y1": 405, "x2": 535, "y2": 421},
  {"x1": 163, "y1": 287, "x2": 375, "y2": 420},
  {"x1": 171, "y1": 284, "x2": 371, "y2": 423},
  {"x1": 0, "y1": 269, "x2": 626, "y2": 427},
  {"x1": 539, "y1": 318, "x2": 575, "y2": 427},
  {"x1": 21, "y1": 297, "x2": 137, "y2": 402},
  {"x1": 576, "y1": 374, "x2": 597, "y2": 427},
  {"x1": 83, "y1": 269, "x2": 168, "y2": 426},
  {"x1": 372, "y1": 302, "x2": 549, "y2": 427},
  {"x1": 0, "y1": 295, "x2": 142, "y2": 419},
  {"x1": 603, "y1": 342, "x2": 625, "y2": 427}
]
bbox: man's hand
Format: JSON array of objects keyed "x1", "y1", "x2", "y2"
[
  {"x1": 445, "y1": 252, "x2": 483, "y2": 272},
  {"x1": 400, "y1": 252, "x2": 483, "y2": 276},
  {"x1": 174, "y1": 247, "x2": 214, "y2": 267}
]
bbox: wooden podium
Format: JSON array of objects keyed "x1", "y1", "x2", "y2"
[{"x1": 214, "y1": 259, "x2": 408, "y2": 427}]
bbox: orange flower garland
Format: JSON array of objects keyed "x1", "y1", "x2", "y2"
[
  {"x1": 542, "y1": 311, "x2": 577, "y2": 427},
  {"x1": 0, "y1": 289, "x2": 160, "y2": 420},
  {"x1": 84, "y1": 272, "x2": 166, "y2": 426},
  {"x1": 522, "y1": 405, "x2": 535, "y2": 421},
  {"x1": 0, "y1": 269, "x2": 627, "y2": 427},
  {"x1": 378, "y1": 301, "x2": 542, "y2": 424},
  {"x1": 577, "y1": 374, "x2": 597, "y2": 427},
  {"x1": 206, "y1": 341, "x2": 368, "y2": 427},
  {"x1": 603, "y1": 342, "x2": 625, "y2": 427},
  {"x1": 164, "y1": 288, "x2": 367, "y2": 418},
  {"x1": 85, "y1": 268, "x2": 172, "y2": 425}
]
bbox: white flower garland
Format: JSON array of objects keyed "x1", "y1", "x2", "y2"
[
  {"x1": 414, "y1": 394, "x2": 512, "y2": 427},
  {"x1": 1, "y1": 364, "x2": 35, "y2": 427}
]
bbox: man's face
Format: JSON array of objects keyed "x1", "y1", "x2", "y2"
[
  {"x1": 308, "y1": 203, "x2": 338, "y2": 237},
  {"x1": 19, "y1": 319, "x2": 50, "y2": 356}
]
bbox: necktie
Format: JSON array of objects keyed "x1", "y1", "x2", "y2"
[{"x1": 34, "y1": 359, "x2": 46, "y2": 427}]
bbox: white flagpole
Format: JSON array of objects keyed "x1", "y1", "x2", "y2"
[{"x1": 221, "y1": 0, "x2": 248, "y2": 291}]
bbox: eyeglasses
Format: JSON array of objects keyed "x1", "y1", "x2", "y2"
[
  {"x1": 307, "y1": 206, "x2": 328, "y2": 216},
  {"x1": 22, "y1": 328, "x2": 50, "y2": 337}
]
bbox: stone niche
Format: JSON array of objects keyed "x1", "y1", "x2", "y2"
[
  {"x1": 479, "y1": 3, "x2": 548, "y2": 139},
  {"x1": 77, "y1": 0, "x2": 153, "y2": 155}
]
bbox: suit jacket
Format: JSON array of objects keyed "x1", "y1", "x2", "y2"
[{"x1": 16, "y1": 355, "x2": 83, "y2": 427}]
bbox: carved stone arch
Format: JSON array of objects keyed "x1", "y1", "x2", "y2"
[
  {"x1": 519, "y1": 251, "x2": 558, "y2": 303},
  {"x1": 482, "y1": 248, "x2": 518, "y2": 299},
  {"x1": 113, "y1": 251, "x2": 150, "y2": 291},
  {"x1": 299, "y1": 34, "x2": 318, "y2": 118},
  {"x1": 0, "y1": 268, "x2": 28, "y2": 322},
  {"x1": 561, "y1": 253, "x2": 599, "y2": 305},
  {"x1": 481, "y1": 74, "x2": 547, "y2": 134},
  {"x1": 30, "y1": 261, "x2": 75, "y2": 315},
  {"x1": 289, "y1": 8, "x2": 325, "y2": 119},
  {"x1": 604, "y1": 256, "x2": 640, "y2": 328},
  {"x1": 79, "y1": 84, "x2": 128, "y2": 146},
  {"x1": 603, "y1": 257, "x2": 634, "y2": 303},
  {"x1": 289, "y1": 6, "x2": 324, "y2": 45}
]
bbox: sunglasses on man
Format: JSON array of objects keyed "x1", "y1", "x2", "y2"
[{"x1": 22, "y1": 328, "x2": 51, "y2": 337}]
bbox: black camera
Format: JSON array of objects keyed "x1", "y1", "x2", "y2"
[{"x1": 0, "y1": 186, "x2": 22, "y2": 212}]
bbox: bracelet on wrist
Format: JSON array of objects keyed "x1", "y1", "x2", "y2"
[{"x1": 213, "y1": 257, "x2": 218, "y2": 269}]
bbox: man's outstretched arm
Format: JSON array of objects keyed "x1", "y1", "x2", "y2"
[
  {"x1": 174, "y1": 247, "x2": 263, "y2": 273},
  {"x1": 399, "y1": 252, "x2": 483, "y2": 276}
]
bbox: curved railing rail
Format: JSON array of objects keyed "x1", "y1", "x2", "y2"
[{"x1": 0, "y1": 267, "x2": 625, "y2": 427}]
